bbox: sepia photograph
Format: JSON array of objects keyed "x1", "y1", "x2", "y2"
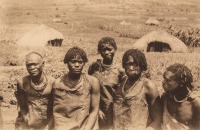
[{"x1": 0, "y1": 0, "x2": 200, "y2": 129}]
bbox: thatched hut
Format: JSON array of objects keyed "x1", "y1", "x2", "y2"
[
  {"x1": 16, "y1": 25, "x2": 64, "y2": 47},
  {"x1": 133, "y1": 30, "x2": 188, "y2": 53},
  {"x1": 120, "y1": 20, "x2": 132, "y2": 26},
  {"x1": 145, "y1": 18, "x2": 159, "y2": 26}
]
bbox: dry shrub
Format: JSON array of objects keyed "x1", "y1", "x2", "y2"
[
  {"x1": 0, "y1": 41, "x2": 19, "y2": 66},
  {"x1": 98, "y1": 23, "x2": 159, "y2": 39},
  {"x1": 167, "y1": 25, "x2": 200, "y2": 47},
  {"x1": 55, "y1": 14, "x2": 60, "y2": 18},
  {"x1": 98, "y1": 24, "x2": 114, "y2": 31}
]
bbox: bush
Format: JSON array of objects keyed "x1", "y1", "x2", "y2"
[{"x1": 167, "y1": 26, "x2": 200, "y2": 47}]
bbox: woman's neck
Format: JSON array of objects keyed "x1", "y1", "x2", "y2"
[
  {"x1": 68, "y1": 72, "x2": 81, "y2": 81},
  {"x1": 127, "y1": 77, "x2": 138, "y2": 85},
  {"x1": 103, "y1": 59, "x2": 113, "y2": 65},
  {"x1": 173, "y1": 86, "x2": 189, "y2": 101},
  {"x1": 31, "y1": 72, "x2": 44, "y2": 85},
  {"x1": 66, "y1": 72, "x2": 82, "y2": 87}
]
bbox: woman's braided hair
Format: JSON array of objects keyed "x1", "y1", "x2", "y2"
[{"x1": 166, "y1": 63, "x2": 193, "y2": 90}]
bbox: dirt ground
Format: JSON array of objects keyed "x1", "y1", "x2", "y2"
[{"x1": 0, "y1": 0, "x2": 200, "y2": 129}]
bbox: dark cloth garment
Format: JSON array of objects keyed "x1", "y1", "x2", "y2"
[
  {"x1": 15, "y1": 76, "x2": 54, "y2": 130},
  {"x1": 113, "y1": 76, "x2": 150, "y2": 130},
  {"x1": 53, "y1": 73, "x2": 98, "y2": 130},
  {"x1": 88, "y1": 60, "x2": 122, "y2": 129}
]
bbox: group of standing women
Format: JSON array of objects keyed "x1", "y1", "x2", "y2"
[
  {"x1": 89, "y1": 37, "x2": 200, "y2": 130},
  {"x1": 7, "y1": 36, "x2": 200, "y2": 130}
]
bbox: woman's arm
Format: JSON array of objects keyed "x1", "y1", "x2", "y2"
[
  {"x1": 84, "y1": 76, "x2": 100, "y2": 130},
  {"x1": 145, "y1": 79, "x2": 162, "y2": 130},
  {"x1": 191, "y1": 96, "x2": 200, "y2": 129}
]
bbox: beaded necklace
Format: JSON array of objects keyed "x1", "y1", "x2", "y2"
[
  {"x1": 173, "y1": 87, "x2": 191, "y2": 103},
  {"x1": 30, "y1": 74, "x2": 48, "y2": 91}
]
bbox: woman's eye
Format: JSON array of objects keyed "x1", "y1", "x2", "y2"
[{"x1": 70, "y1": 61, "x2": 76, "y2": 64}]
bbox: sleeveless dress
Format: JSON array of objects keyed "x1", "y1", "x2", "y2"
[
  {"x1": 53, "y1": 73, "x2": 98, "y2": 130},
  {"x1": 113, "y1": 76, "x2": 150, "y2": 130},
  {"x1": 15, "y1": 75, "x2": 54, "y2": 130},
  {"x1": 88, "y1": 60, "x2": 121, "y2": 129}
]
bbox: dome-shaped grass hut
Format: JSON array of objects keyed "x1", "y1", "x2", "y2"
[
  {"x1": 133, "y1": 30, "x2": 188, "y2": 53},
  {"x1": 16, "y1": 24, "x2": 64, "y2": 47},
  {"x1": 145, "y1": 18, "x2": 160, "y2": 26}
]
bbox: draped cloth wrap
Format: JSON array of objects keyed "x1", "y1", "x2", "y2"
[
  {"x1": 53, "y1": 73, "x2": 98, "y2": 130},
  {"x1": 113, "y1": 76, "x2": 150, "y2": 130},
  {"x1": 88, "y1": 60, "x2": 122, "y2": 129}
]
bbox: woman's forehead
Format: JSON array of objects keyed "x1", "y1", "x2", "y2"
[
  {"x1": 71, "y1": 54, "x2": 83, "y2": 60},
  {"x1": 164, "y1": 71, "x2": 174, "y2": 79},
  {"x1": 126, "y1": 55, "x2": 135, "y2": 62},
  {"x1": 26, "y1": 54, "x2": 43, "y2": 63},
  {"x1": 101, "y1": 43, "x2": 114, "y2": 49}
]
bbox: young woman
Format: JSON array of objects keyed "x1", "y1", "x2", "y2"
[
  {"x1": 113, "y1": 49, "x2": 162, "y2": 130},
  {"x1": 88, "y1": 37, "x2": 124, "y2": 129},
  {"x1": 53, "y1": 47, "x2": 100, "y2": 130},
  {"x1": 162, "y1": 63, "x2": 200, "y2": 130}
]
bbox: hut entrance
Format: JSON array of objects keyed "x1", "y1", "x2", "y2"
[
  {"x1": 147, "y1": 41, "x2": 171, "y2": 52},
  {"x1": 48, "y1": 39, "x2": 63, "y2": 47}
]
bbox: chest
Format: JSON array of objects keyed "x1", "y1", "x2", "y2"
[
  {"x1": 167, "y1": 100, "x2": 193, "y2": 124},
  {"x1": 24, "y1": 80, "x2": 52, "y2": 96},
  {"x1": 94, "y1": 69, "x2": 119, "y2": 86},
  {"x1": 54, "y1": 79, "x2": 91, "y2": 101},
  {"x1": 53, "y1": 81, "x2": 91, "y2": 115}
]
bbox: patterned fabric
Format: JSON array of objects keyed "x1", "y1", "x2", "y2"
[
  {"x1": 15, "y1": 76, "x2": 54, "y2": 130},
  {"x1": 53, "y1": 73, "x2": 98, "y2": 130},
  {"x1": 88, "y1": 60, "x2": 122, "y2": 129},
  {"x1": 113, "y1": 76, "x2": 150, "y2": 130}
]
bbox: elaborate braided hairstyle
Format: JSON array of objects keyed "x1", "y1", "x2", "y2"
[
  {"x1": 98, "y1": 37, "x2": 117, "y2": 53},
  {"x1": 64, "y1": 46, "x2": 88, "y2": 64},
  {"x1": 122, "y1": 49, "x2": 148, "y2": 72},
  {"x1": 166, "y1": 63, "x2": 193, "y2": 90}
]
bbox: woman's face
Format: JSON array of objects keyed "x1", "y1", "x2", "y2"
[
  {"x1": 162, "y1": 71, "x2": 179, "y2": 92},
  {"x1": 67, "y1": 54, "x2": 85, "y2": 75},
  {"x1": 124, "y1": 55, "x2": 141, "y2": 79},
  {"x1": 26, "y1": 54, "x2": 44, "y2": 77},
  {"x1": 99, "y1": 43, "x2": 116, "y2": 61}
]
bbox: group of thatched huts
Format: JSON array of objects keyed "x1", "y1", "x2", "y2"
[{"x1": 16, "y1": 22, "x2": 188, "y2": 53}]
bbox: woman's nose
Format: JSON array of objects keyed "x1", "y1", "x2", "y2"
[
  {"x1": 28, "y1": 65, "x2": 35, "y2": 69},
  {"x1": 74, "y1": 62, "x2": 80, "y2": 67},
  {"x1": 105, "y1": 50, "x2": 109, "y2": 54},
  {"x1": 129, "y1": 65, "x2": 135, "y2": 70}
]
